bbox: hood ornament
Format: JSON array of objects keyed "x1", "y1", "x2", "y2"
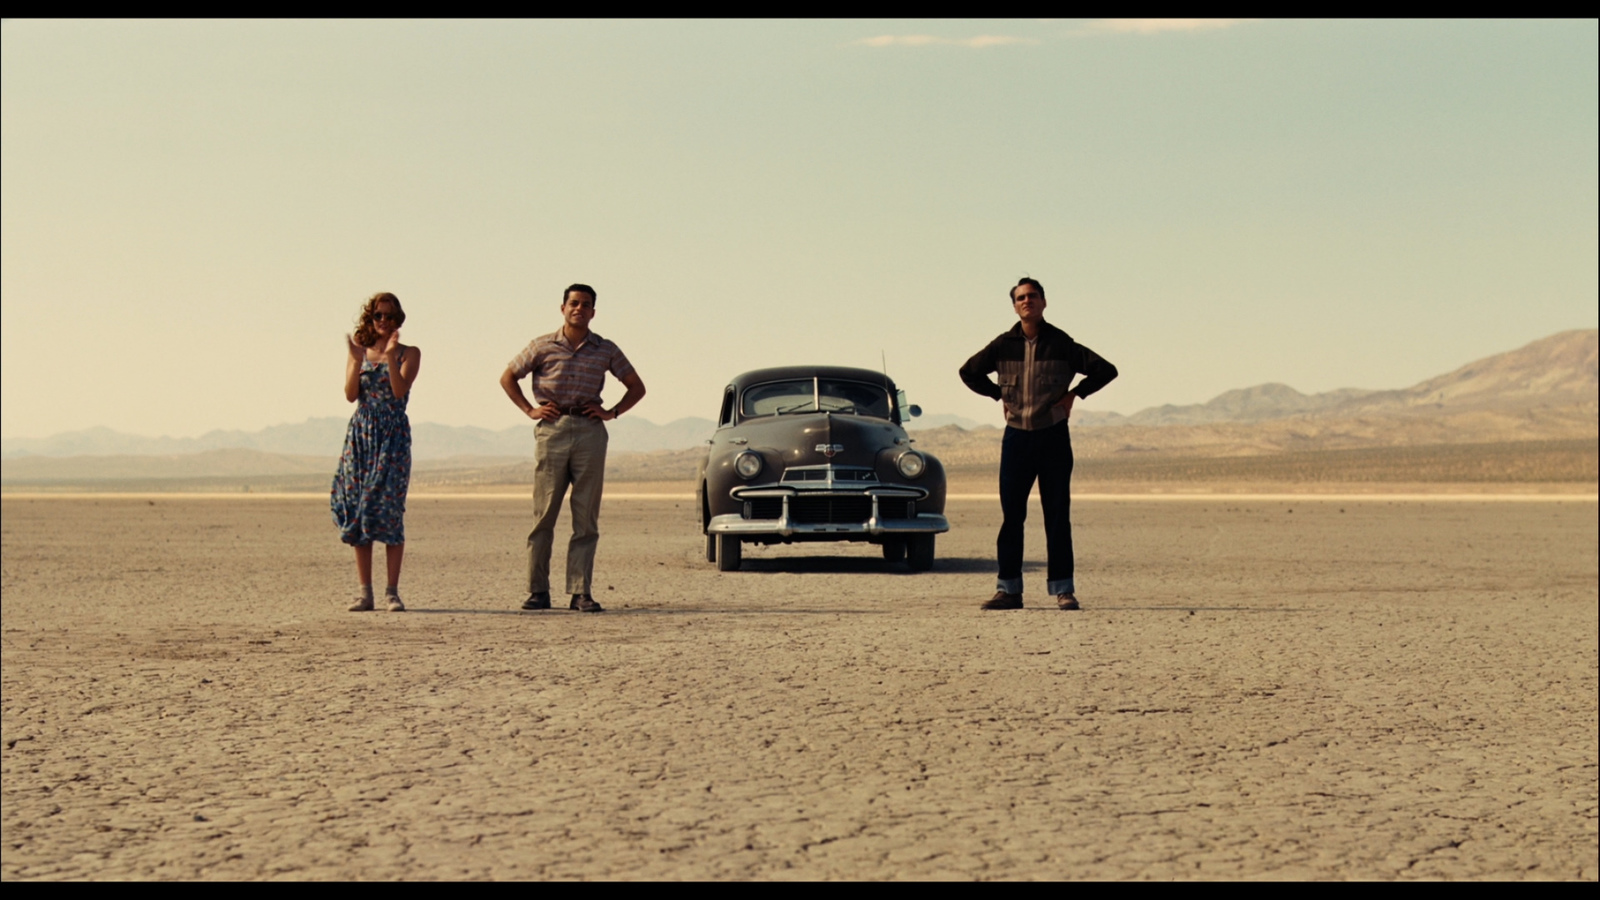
[{"x1": 815, "y1": 443, "x2": 844, "y2": 458}]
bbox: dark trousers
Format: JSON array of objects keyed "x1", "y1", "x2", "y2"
[{"x1": 996, "y1": 421, "x2": 1075, "y2": 596}]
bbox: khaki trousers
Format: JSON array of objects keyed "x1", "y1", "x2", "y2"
[{"x1": 526, "y1": 415, "x2": 608, "y2": 595}]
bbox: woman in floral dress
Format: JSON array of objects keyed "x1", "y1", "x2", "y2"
[{"x1": 331, "y1": 292, "x2": 421, "y2": 612}]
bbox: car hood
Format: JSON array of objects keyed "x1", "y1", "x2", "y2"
[{"x1": 744, "y1": 412, "x2": 905, "y2": 471}]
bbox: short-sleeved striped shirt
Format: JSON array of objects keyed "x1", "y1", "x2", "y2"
[{"x1": 507, "y1": 329, "x2": 635, "y2": 410}]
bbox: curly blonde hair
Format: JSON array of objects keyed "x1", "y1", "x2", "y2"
[{"x1": 352, "y1": 292, "x2": 405, "y2": 347}]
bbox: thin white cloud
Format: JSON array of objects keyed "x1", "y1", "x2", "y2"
[
  {"x1": 855, "y1": 34, "x2": 1040, "y2": 49},
  {"x1": 1079, "y1": 18, "x2": 1255, "y2": 35}
]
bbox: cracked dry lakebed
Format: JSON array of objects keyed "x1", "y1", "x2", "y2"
[{"x1": 2, "y1": 494, "x2": 1596, "y2": 880}]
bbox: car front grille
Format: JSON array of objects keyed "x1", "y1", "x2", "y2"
[
  {"x1": 743, "y1": 495, "x2": 917, "y2": 522},
  {"x1": 747, "y1": 498, "x2": 783, "y2": 520},
  {"x1": 790, "y1": 496, "x2": 872, "y2": 524},
  {"x1": 782, "y1": 468, "x2": 878, "y2": 483},
  {"x1": 878, "y1": 498, "x2": 913, "y2": 519}
]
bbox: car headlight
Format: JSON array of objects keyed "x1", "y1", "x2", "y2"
[
  {"x1": 895, "y1": 450, "x2": 926, "y2": 479},
  {"x1": 734, "y1": 451, "x2": 764, "y2": 480}
]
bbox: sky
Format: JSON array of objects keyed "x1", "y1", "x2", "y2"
[{"x1": 3, "y1": 19, "x2": 1596, "y2": 439}]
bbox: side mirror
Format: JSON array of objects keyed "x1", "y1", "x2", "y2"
[{"x1": 908, "y1": 404, "x2": 922, "y2": 418}]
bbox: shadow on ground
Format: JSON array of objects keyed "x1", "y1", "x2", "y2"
[
  {"x1": 409, "y1": 607, "x2": 892, "y2": 616},
  {"x1": 732, "y1": 555, "x2": 1019, "y2": 575}
]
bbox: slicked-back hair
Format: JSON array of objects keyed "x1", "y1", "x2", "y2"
[
  {"x1": 564, "y1": 283, "x2": 598, "y2": 306},
  {"x1": 1010, "y1": 277, "x2": 1045, "y2": 302}
]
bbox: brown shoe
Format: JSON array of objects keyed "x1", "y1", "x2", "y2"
[
  {"x1": 521, "y1": 591, "x2": 551, "y2": 610},
  {"x1": 348, "y1": 595, "x2": 374, "y2": 612},
  {"x1": 982, "y1": 591, "x2": 1023, "y2": 610},
  {"x1": 386, "y1": 593, "x2": 406, "y2": 612},
  {"x1": 571, "y1": 593, "x2": 604, "y2": 613},
  {"x1": 1056, "y1": 594, "x2": 1080, "y2": 611}
]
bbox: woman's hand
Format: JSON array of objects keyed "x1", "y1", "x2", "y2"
[
  {"x1": 380, "y1": 330, "x2": 402, "y2": 362},
  {"x1": 347, "y1": 334, "x2": 366, "y2": 361}
]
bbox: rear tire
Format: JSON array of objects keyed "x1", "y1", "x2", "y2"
[
  {"x1": 881, "y1": 539, "x2": 906, "y2": 563},
  {"x1": 716, "y1": 533, "x2": 742, "y2": 571},
  {"x1": 906, "y1": 534, "x2": 935, "y2": 572},
  {"x1": 705, "y1": 531, "x2": 717, "y2": 563}
]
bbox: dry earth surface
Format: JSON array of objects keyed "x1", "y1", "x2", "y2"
[
  {"x1": 5, "y1": 437, "x2": 1596, "y2": 496},
  {"x1": 2, "y1": 494, "x2": 1596, "y2": 880}
]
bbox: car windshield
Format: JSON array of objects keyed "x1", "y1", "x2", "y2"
[{"x1": 741, "y1": 378, "x2": 891, "y2": 420}]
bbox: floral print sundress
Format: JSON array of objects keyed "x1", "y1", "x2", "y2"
[{"x1": 331, "y1": 347, "x2": 411, "y2": 546}]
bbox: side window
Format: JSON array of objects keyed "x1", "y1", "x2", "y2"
[{"x1": 718, "y1": 386, "x2": 736, "y2": 426}]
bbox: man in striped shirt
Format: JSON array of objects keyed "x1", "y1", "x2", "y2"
[{"x1": 499, "y1": 283, "x2": 647, "y2": 613}]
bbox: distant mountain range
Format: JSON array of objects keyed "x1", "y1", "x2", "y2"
[
  {"x1": 1, "y1": 415, "x2": 720, "y2": 460},
  {"x1": 0, "y1": 410, "x2": 977, "y2": 460},
  {"x1": 1068, "y1": 329, "x2": 1597, "y2": 428},
  {"x1": 1069, "y1": 384, "x2": 1379, "y2": 428},
  {"x1": 4, "y1": 330, "x2": 1594, "y2": 470},
  {"x1": 905, "y1": 413, "x2": 984, "y2": 431},
  {"x1": 912, "y1": 329, "x2": 1597, "y2": 467}
]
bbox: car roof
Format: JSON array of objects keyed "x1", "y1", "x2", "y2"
[{"x1": 728, "y1": 366, "x2": 899, "y2": 394}]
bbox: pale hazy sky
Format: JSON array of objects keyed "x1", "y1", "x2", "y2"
[{"x1": 3, "y1": 19, "x2": 1596, "y2": 439}]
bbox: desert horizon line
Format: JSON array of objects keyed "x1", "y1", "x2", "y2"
[{"x1": 10, "y1": 324, "x2": 1596, "y2": 445}]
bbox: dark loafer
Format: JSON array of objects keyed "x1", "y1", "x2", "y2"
[
  {"x1": 1056, "y1": 594, "x2": 1080, "y2": 611},
  {"x1": 571, "y1": 593, "x2": 604, "y2": 613},
  {"x1": 521, "y1": 591, "x2": 551, "y2": 610},
  {"x1": 981, "y1": 591, "x2": 1023, "y2": 610}
]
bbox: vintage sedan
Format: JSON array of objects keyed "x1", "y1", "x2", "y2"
[{"x1": 696, "y1": 366, "x2": 949, "y2": 572}]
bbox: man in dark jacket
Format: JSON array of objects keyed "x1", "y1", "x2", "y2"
[{"x1": 959, "y1": 277, "x2": 1118, "y2": 610}]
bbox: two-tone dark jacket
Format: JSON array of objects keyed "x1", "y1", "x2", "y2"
[{"x1": 959, "y1": 320, "x2": 1118, "y2": 431}]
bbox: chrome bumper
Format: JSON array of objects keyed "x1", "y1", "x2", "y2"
[{"x1": 708, "y1": 486, "x2": 949, "y2": 538}]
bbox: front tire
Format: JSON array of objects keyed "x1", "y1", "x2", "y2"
[
  {"x1": 716, "y1": 533, "x2": 743, "y2": 571},
  {"x1": 906, "y1": 534, "x2": 935, "y2": 572},
  {"x1": 881, "y1": 539, "x2": 906, "y2": 563},
  {"x1": 705, "y1": 531, "x2": 717, "y2": 563}
]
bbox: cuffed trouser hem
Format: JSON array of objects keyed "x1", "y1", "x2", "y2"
[{"x1": 996, "y1": 577, "x2": 1075, "y2": 594}]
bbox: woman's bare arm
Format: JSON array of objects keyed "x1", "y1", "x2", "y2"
[
  {"x1": 383, "y1": 331, "x2": 420, "y2": 400},
  {"x1": 345, "y1": 335, "x2": 364, "y2": 403}
]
